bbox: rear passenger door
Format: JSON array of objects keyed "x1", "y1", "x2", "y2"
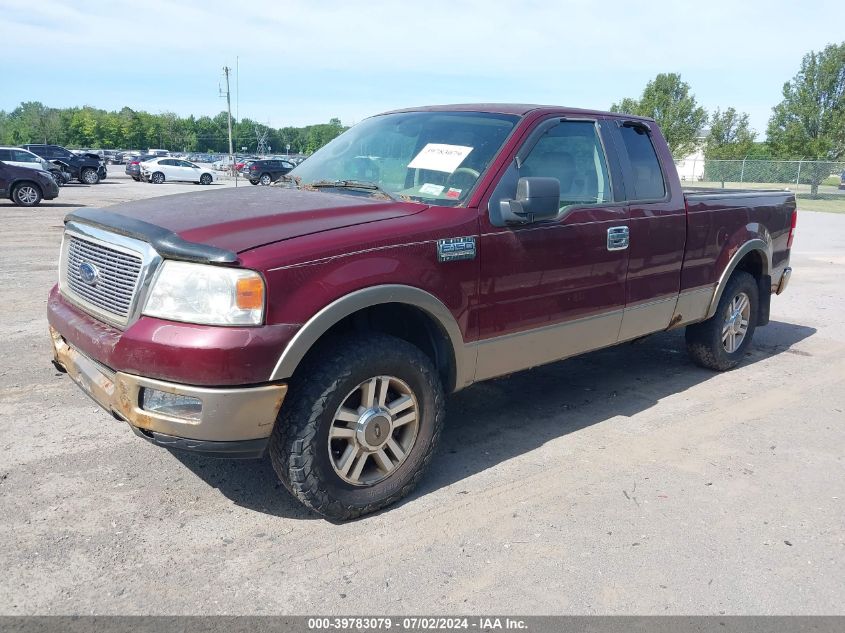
[
  {"x1": 608, "y1": 120, "x2": 687, "y2": 340},
  {"x1": 179, "y1": 160, "x2": 200, "y2": 181},
  {"x1": 160, "y1": 159, "x2": 180, "y2": 180}
]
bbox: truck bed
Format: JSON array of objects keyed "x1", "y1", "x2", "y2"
[{"x1": 682, "y1": 187, "x2": 794, "y2": 200}]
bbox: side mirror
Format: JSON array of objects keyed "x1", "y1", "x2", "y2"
[{"x1": 499, "y1": 177, "x2": 560, "y2": 224}]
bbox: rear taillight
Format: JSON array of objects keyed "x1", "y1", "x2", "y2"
[{"x1": 787, "y1": 209, "x2": 798, "y2": 249}]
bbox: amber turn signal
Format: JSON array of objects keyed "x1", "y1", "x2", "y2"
[{"x1": 236, "y1": 275, "x2": 265, "y2": 310}]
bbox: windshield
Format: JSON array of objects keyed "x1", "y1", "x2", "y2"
[{"x1": 289, "y1": 111, "x2": 519, "y2": 206}]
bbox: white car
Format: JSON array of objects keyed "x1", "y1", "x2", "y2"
[
  {"x1": 140, "y1": 157, "x2": 214, "y2": 185},
  {"x1": 0, "y1": 147, "x2": 49, "y2": 171}
]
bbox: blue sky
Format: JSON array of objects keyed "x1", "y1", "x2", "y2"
[{"x1": 1, "y1": 0, "x2": 841, "y2": 136}]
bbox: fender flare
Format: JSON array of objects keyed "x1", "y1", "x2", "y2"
[
  {"x1": 705, "y1": 238, "x2": 771, "y2": 319},
  {"x1": 269, "y1": 284, "x2": 469, "y2": 387}
]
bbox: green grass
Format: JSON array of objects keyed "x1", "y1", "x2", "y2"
[
  {"x1": 795, "y1": 198, "x2": 845, "y2": 213},
  {"x1": 822, "y1": 175, "x2": 842, "y2": 187},
  {"x1": 688, "y1": 180, "x2": 845, "y2": 213}
]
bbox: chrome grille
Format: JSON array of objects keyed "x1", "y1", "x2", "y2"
[{"x1": 64, "y1": 235, "x2": 143, "y2": 322}]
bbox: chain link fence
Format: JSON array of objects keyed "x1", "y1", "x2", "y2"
[{"x1": 675, "y1": 158, "x2": 845, "y2": 213}]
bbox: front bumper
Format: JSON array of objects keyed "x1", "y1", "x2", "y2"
[
  {"x1": 43, "y1": 179, "x2": 60, "y2": 199},
  {"x1": 50, "y1": 327, "x2": 287, "y2": 458}
]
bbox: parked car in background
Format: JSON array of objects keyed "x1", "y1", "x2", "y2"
[
  {"x1": 147, "y1": 149, "x2": 169, "y2": 157},
  {"x1": 839, "y1": 171, "x2": 845, "y2": 190},
  {"x1": 0, "y1": 147, "x2": 73, "y2": 185},
  {"x1": 140, "y1": 157, "x2": 214, "y2": 184},
  {"x1": 46, "y1": 160, "x2": 74, "y2": 186},
  {"x1": 234, "y1": 157, "x2": 259, "y2": 172},
  {"x1": 244, "y1": 158, "x2": 295, "y2": 185},
  {"x1": 212, "y1": 157, "x2": 234, "y2": 171},
  {"x1": 125, "y1": 154, "x2": 157, "y2": 181},
  {"x1": 0, "y1": 160, "x2": 59, "y2": 206},
  {"x1": 0, "y1": 147, "x2": 49, "y2": 171},
  {"x1": 22, "y1": 144, "x2": 107, "y2": 184}
]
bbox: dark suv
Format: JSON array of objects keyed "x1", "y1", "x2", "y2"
[
  {"x1": 22, "y1": 145, "x2": 107, "y2": 184},
  {"x1": 244, "y1": 159, "x2": 295, "y2": 185},
  {"x1": 0, "y1": 161, "x2": 59, "y2": 206}
]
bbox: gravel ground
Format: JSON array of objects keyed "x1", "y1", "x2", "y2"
[{"x1": 0, "y1": 176, "x2": 843, "y2": 615}]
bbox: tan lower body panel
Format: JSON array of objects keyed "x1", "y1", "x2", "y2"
[
  {"x1": 472, "y1": 310, "x2": 623, "y2": 382},
  {"x1": 670, "y1": 285, "x2": 716, "y2": 328},
  {"x1": 618, "y1": 296, "x2": 678, "y2": 342},
  {"x1": 51, "y1": 327, "x2": 286, "y2": 442}
]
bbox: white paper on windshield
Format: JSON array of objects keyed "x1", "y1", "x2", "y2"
[
  {"x1": 419, "y1": 183, "x2": 445, "y2": 195},
  {"x1": 407, "y1": 144, "x2": 474, "y2": 173}
]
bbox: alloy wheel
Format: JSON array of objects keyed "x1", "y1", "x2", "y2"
[
  {"x1": 16, "y1": 186, "x2": 38, "y2": 205},
  {"x1": 722, "y1": 291, "x2": 751, "y2": 353},
  {"x1": 328, "y1": 375, "x2": 420, "y2": 486}
]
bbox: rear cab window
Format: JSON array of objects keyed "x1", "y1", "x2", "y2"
[{"x1": 617, "y1": 123, "x2": 666, "y2": 200}]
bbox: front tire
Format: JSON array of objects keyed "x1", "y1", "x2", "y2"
[
  {"x1": 150, "y1": 172, "x2": 165, "y2": 184},
  {"x1": 259, "y1": 173, "x2": 272, "y2": 185},
  {"x1": 80, "y1": 168, "x2": 99, "y2": 185},
  {"x1": 269, "y1": 333, "x2": 445, "y2": 520},
  {"x1": 686, "y1": 271, "x2": 759, "y2": 371},
  {"x1": 12, "y1": 182, "x2": 42, "y2": 207}
]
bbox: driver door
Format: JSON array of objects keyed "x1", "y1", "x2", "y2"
[{"x1": 475, "y1": 118, "x2": 629, "y2": 381}]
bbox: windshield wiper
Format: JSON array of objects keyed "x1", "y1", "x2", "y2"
[{"x1": 308, "y1": 179, "x2": 397, "y2": 201}]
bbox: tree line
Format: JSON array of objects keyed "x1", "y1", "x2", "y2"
[
  {"x1": 0, "y1": 104, "x2": 348, "y2": 155},
  {"x1": 1, "y1": 43, "x2": 842, "y2": 191},
  {"x1": 610, "y1": 42, "x2": 845, "y2": 194}
]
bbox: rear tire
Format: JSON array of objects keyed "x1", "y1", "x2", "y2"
[
  {"x1": 686, "y1": 271, "x2": 759, "y2": 371},
  {"x1": 12, "y1": 182, "x2": 42, "y2": 207},
  {"x1": 132, "y1": 176, "x2": 140, "y2": 182},
  {"x1": 250, "y1": 180, "x2": 259, "y2": 185},
  {"x1": 200, "y1": 173, "x2": 212, "y2": 185},
  {"x1": 269, "y1": 333, "x2": 445, "y2": 520},
  {"x1": 80, "y1": 168, "x2": 99, "y2": 185}
]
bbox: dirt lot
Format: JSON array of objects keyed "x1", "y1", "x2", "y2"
[{"x1": 1, "y1": 174, "x2": 843, "y2": 615}]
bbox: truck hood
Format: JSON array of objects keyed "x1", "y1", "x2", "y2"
[{"x1": 99, "y1": 186, "x2": 428, "y2": 253}]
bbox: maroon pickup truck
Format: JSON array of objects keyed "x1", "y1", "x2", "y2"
[{"x1": 48, "y1": 104, "x2": 796, "y2": 519}]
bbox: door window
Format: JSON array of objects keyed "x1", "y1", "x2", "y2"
[
  {"x1": 617, "y1": 124, "x2": 666, "y2": 200},
  {"x1": 519, "y1": 121, "x2": 612, "y2": 210},
  {"x1": 13, "y1": 150, "x2": 39, "y2": 163},
  {"x1": 0, "y1": 149, "x2": 11, "y2": 161}
]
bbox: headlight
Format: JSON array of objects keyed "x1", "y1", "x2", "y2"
[{"x1": 143, "y1": 261, "x2": 265, "y2": 326}]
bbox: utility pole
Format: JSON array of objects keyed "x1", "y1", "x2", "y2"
[{"x1": 220, "y1": 65, "x2": 237, "y2": 187}]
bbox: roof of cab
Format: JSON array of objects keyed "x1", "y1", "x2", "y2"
[{"x1": 379, "y1": 103, "x2": 655, "y2": 122}]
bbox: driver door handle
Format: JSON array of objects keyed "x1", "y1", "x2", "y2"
[{"x1": 607, "y1": 226, "x2": 629, "y2": 251}]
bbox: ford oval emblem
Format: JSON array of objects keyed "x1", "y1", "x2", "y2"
[{"x1": 79, "y1": 262, "x2": 99, "y2": 286}]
